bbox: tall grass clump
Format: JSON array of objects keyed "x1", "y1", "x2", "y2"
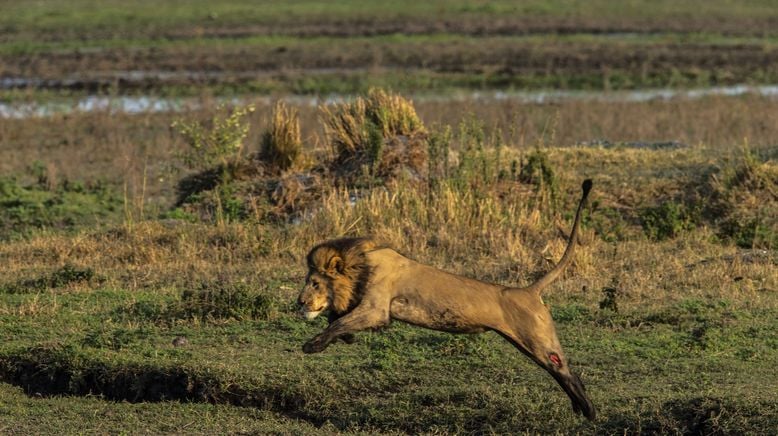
[
  {"x1": 322, "y1": 88, "x2": 424, "y2": 156},
  {"x1": 260, "y1": 101, "x2": 302, "y2": 172},
  {"x1": 320, "y1": 88, "x2": 427, "y2": 181}
]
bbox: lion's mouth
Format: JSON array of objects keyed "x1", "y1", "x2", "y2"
[
  {"x1": 301, "y1": 305, "x2": 327, "y2": 321},
  {"x1": 302, "y1": 309, "x2": 323, "y2": 321}
]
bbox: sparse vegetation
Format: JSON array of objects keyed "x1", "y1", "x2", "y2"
[{"x1": 0, "y1": 176, "x2": 122, "y2": 240}]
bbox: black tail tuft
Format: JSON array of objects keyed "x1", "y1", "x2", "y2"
[{"x1": 582, "y1": 179, "x2": 593, "y2": 196}]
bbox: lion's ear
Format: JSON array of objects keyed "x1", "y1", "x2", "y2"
[{"x1": 326, "y1": 256, "x2": 344, "y2": 275}]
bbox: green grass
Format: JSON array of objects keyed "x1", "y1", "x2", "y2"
[
  {"x1": 6, "y1": 32, "x2": 778, "y2": 57},
  {"x1": 2, "y1": 0, "x2": 777, "y2": 37},
  {"x1": 4, "y1": 1, "x2": 778, "y2": 97},
  {"x1": 0, "y1": 176, "x2": 123, "y2": 240},
  {"x1": 1, "y1": 282, "x2": 776, "y2": 433},
  {"x1": 0, "y1": 383, "x2": 322, "y2": 434}
]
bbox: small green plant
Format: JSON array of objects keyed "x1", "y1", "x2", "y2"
[
  {"x1": 519, "y1": 147, "x2": 559, "y2": 209},
  {"x1": 260, "y1": 101, "x2": 302, "y2": 171},
  {"x1": 82, "y1": 327, "x2": 149, "y2": 351},
  {"x1": 453, "y1": 116, "x2": 487, "y2": 190},
  {"x1": 599, "y1": 286, "x2": 621, "y2": 313},
  {"x1": 173, "y1": 104, "x2": 255, "y2": 170},
  {"x1": 640, "y1": 201, "x2": 695, "y2": 241},
  {"x1": 427, "y1": 125, "x2": 452, "y2": 197},
  {"x1": 49, "y1": 264, "x2": 95, "y2": 288}
]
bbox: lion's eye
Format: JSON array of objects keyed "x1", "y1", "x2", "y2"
[{"x1": 312, "y1": 282, "x2": 319, "y2": 289}]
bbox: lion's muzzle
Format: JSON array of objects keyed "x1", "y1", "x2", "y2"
[{"x1": 301, "y1": 309, "x2": 323, "y2": 321}]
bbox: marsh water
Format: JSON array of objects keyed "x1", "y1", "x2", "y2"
[{"x1": 3, "y1": 84, "x2": 778, "y2": 119}]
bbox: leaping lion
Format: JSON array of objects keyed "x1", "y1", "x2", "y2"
[{"x1": 298, "y1": 179, "x2": 596, "y2": 420}]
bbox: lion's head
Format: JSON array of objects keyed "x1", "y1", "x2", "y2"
[{"x1": 297, "y1": 237, "x2": 377, "y2": 320}]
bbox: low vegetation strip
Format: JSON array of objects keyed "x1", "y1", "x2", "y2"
[
  {"x1": 3, "y1": 0, "x2": 778, "y2": 40},
  {"x1": 4, "y1": 37, "x2": 778, "y2": 95}
]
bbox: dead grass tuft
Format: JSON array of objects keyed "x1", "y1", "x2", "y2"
[
  {"x1": 320, "y1": 88, "x2": 428, "y2": 183},
  {"x1": 260, "y1": 101, "x2": 302, "y2": 172}
]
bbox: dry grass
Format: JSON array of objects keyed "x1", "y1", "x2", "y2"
[
  {"x1": 2, "y1": 95, "x2": 777, "y2": 203},
  {"x1": 260, "y1": 101, "x2": 302, "y2": 172},
  {"x1": 321, "y1": 88, "x2": 424, "y2": 155}
]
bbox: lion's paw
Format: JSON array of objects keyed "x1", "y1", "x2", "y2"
[{"x1": 303, "y1": 339, "x2": 326, "y2": 353}]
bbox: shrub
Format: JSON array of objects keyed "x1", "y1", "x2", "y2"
[
  {"x1": 720, "y1": 217, "x2": 777, "y2": 249},
  {"x1": 172, "y1": 104, "x2": 255, "y2": 171},
  {"x1": 2, "y1": 264, "x2": 96, "y2": 293},
  {"x1": 518, "y1": 147, "x2": 559, "y2": 209},
  {"x1": 708, "y1": 146, "x2": 777, "y2": 249},
  {"x1": 640, "y1": 201, "x2": 695, "y2": 241}
]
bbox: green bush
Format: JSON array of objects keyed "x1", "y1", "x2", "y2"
[
  {"x1": 640, "y1": 201, "x2": 696, "y2": 241},
  {"x1": 173, "y1": 282, "x2": 280, "y2": 323},
  {"x1": 173, "y1": 104, "x2": 255, "y2": 171},
  {"x1": 1, "y1": 264, "x2": 96, "y2": 294},
  {"x1": 519, "y1": 147, "x2": 559, "y2": 209}
]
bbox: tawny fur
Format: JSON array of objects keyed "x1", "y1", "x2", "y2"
[{"x1": 298, "y1": 180, "x2": 596, "y2": 420}]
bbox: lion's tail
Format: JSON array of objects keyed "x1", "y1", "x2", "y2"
[{"x1": 519, "y1": 179, "x2": 592, "y2": 296}]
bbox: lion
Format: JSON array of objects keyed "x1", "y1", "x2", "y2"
[{"x1": 298, "y1": 179, "x2": 596, "y2": 420}]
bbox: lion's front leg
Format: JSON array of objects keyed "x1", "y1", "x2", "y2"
[
  {"x1": 328, "y1": 312, "x2": 356, "y2": 344},
  {"x1": 303, "y1": 305, "x2": 390, "y2": 353}
]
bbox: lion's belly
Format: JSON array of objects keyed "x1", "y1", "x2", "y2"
[{"x1": 389, "y1": 296, "x2": 487, "y2": 334}]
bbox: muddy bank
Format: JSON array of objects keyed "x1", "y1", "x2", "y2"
[{"x1": 4, "y1": 39, "x2": 778, "y2": 95}]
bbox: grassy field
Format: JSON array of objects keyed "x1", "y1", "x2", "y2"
[
  {"x1": 1, "y1": 88, "x2": 777, "y2": 433},
  {"x1": 3, "y1": 0, "x2": 778, "y2": 96},
  {"x1": 2, "y1": 1, "x2": 778, "y2": 434}
]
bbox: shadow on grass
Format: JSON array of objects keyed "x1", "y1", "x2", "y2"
[
  {"x1": 1, "y1": 344, "x2": 776, "y2": 433},
  {"x1": 0, "y1": 344, "x2": 327, "y2": 427}
]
